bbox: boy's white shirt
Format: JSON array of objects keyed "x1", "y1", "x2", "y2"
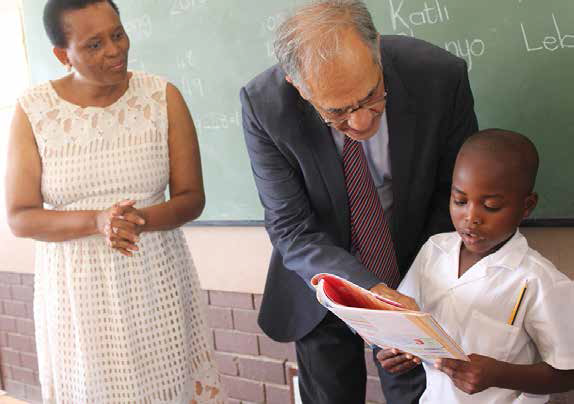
[{"x1": 399, "y1": 230, "x2": 574, "y2": 404}]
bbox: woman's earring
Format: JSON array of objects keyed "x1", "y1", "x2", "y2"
[{"x1": 65, "y1": 64, "x2": 72, "y2": 72}]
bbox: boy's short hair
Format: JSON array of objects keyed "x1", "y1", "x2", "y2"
[
  {"x1": 43, "y1": 0, "x2": 120, "y2": 48},
  {"x1": 459, "y1": 128, "x2": 539, "y2": 194}
]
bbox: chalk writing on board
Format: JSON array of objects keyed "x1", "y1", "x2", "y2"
[
  {"x1": 266, "y1": 41, "x2": 275, "y2": 58},
  {"x1": 444, "y1": 38, "x2": 485, "y2": 71},
  {"x1": 264, "y1": 12, "x2": 288, "y2": 32},
  {"x1": 520, "y1": 14, "x2": 574, "y2": 52},
  {"x1": 170, "y1": 0, "x2": 208, "y2": 16},
  {"x1": 176, "y1": 50, "x2": 197, "y2": 70},
  {"x1": 389, "y1": 0, "x2": 450, "y2": 37},
  {"x1": 124, "y1": 14, "x2": 152, "y2": 41},
  {"x1": 181, "y1": 77, "x2": 204, "y2": 98},
  {"x1": 195, "y1": 111, "x2": 241, "y2": 131},
  {"x1": 263, "y1": 12, "x2": 288, "y2": 59}
]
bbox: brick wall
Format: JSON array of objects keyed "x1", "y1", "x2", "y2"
[
  {"x1": 205, "y1": 290, "x2": 385, "y2": 404},
  {"x1": 0, "y1": 273, "x2": 41, "y2": 403},
  {"x1": 0, "y1": 271, "x2": 383, "y2": 404},
  {"x1": 0, "y1": 271, "x2": 572, "y2": 403}
]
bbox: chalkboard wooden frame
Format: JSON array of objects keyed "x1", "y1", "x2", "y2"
[
  {"x1": 190, "y1": 218, "x2": 574, "y2": 227},
  {"x1": 521, "y1": 218, "x2": 574, "y2": 227},
  {"x1": 191, "y1": 220, "x2": 264, "y2": 227}
]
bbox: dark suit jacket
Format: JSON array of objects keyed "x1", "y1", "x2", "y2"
[{"x1": 241, "y1": 35, "x2": 478, "y2": 342}]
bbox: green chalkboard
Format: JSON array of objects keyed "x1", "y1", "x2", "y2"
[{"x1": 21, "y1": 0, "x2": 574, "y2": 222}]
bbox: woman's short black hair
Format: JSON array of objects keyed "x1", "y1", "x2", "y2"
[{"x1": 43, "y1": 0, "x2": 120, "y2": 48}]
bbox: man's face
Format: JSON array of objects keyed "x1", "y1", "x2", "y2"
[{"x1": 303, "y1": 29, "x2": 385, "y2": 141}]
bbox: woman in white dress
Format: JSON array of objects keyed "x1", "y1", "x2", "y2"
[{"x1": 5, "y1": 1, "x2": 225, "y2": 402}]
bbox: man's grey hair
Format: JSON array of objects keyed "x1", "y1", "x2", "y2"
[{"x1": 274, "y1": 0, "x2": 380, "y2": 95}]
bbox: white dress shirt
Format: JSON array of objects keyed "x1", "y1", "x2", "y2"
[{"x1": 399, "y1": 231, "x2": 574, "y2": 404}]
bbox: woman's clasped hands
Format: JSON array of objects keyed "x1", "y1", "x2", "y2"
[{"x1": 96, "y1": 200, "x2": 146, "y2": 256}]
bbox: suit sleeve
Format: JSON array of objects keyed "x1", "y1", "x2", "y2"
[
  {"x1": 240, "y1": 87, "x2": 381, "y2": 290},
  {"x1": 421, "y1": 61, "x2": 478, "y2": 244}
]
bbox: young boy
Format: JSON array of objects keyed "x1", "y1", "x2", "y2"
[{"x1": 377, "y1": 129, "x2": 574, "y2": 403}]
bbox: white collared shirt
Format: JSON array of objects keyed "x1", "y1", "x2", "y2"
[{"x1": 399, "y1": 231, "x2": 574, "y2": 404}]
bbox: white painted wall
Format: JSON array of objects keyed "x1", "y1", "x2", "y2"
[{"x1": 0, "y1": 225, "x2": 572, "y2": 294}]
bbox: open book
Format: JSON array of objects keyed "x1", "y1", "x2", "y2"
[{"x1": 312, "y1": 273, "x2": 469, "y2": 363}]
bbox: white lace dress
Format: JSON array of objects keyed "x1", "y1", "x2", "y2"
[{"x1": 19, "y1": 71, "x2": 225, "y2": 404}]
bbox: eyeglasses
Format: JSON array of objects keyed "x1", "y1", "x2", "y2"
[{"x1": 315, "y1": 78, "x2": 387, "y2": 128}]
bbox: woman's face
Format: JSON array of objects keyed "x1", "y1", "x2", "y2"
[{"x1": 59, "y1": 1, "x2": 130, "y2": 86}]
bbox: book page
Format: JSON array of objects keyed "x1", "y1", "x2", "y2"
[{"x1": 314, "y1": 274, "x2": 469, "y2": 363}]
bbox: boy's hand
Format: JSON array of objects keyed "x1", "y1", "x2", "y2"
[
  {"x1": 435, "y1": 354, "x2": 502, "y2": 395},
  {"x1": 376, "y1": 348, "x2": 421, "y2": 374},
  {"x1": 370, "y1": 283, "x2": 420, "y2": 311}
]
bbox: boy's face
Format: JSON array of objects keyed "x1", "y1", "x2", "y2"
[{"x1": 449, "y1": 150, "x2": 537, "y2": 258}]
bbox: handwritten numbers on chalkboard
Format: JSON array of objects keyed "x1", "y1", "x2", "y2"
[
  {"x1": 170, "y1": 0, "x2": 208, "y2": 16},
  {"x1": 265, "y1": 41, "x2": 274, "y2": 58},
  {"x1": 264, "y1": 13, "x2": 287, "y2": 32},
  {"x1": 177, "y1": 50, "x2": 197, "y2": 71},
  {"x1": 195, "y1": 111, "x2": 241, "y2": 131},
  {"x1": 124, "y1": 14, "x2": 152, "y2": 41},
  {"x1": 262, "y1": 13, "x2": 287, "y2": 59},
  {"x1": 181, "y1": 77, "x2": 204, "y2": 98}
]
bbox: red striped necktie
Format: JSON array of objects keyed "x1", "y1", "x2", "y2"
[{"x1": 342, "y1": 136, "x2": 401, "y2": 288}]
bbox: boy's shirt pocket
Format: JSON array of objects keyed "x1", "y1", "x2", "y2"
[{"x1": 463, "y1": 310, "x2": 529, "y2": 362}]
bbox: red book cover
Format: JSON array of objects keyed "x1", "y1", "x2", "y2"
[{"x1": 312, "y1": 273, "x2": 405, "y2": 311}]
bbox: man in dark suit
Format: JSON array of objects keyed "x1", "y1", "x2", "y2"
[{"x1": 240, "y1": 1, "x2": 478, "y2": 403}]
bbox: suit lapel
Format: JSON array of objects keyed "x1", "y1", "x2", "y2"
[
  {"x1": 299, "y1": 100, "x2": 350, "y2": 248},
  {"x1": 381, "y1": 45, "x2": 417, "y2": 237}
]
